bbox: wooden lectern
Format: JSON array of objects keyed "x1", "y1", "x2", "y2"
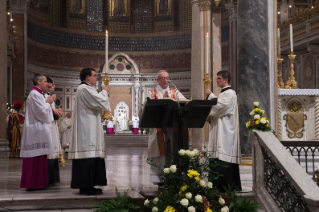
[{"x1": 140, "y1": 98, "x2": 217, "y2": 163}]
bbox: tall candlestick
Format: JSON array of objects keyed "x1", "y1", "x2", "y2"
[
  {"x1": 105, "y1": 30, "x2": 108, "y2": 72},
  {"x1": 290, "y1": 24, "x2": 293, "y2": 52},
  {"x1": 277, "y1": 28, "x2": 281, "y2": 57},
  {"x1": 206, "y1": 32, "x2": 209, "y2": 74}
]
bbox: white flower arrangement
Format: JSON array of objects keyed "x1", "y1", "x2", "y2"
[
  {"x1": 144, "y1": 199, "x2": 150, "y2": 206},
  {"x1": 153, "y1": 197, "x2": 159, "y2": 204},
  {"x1": 178, "y1": 149, "x2": 186, "y2": 156},
  {"x1": 152, "y1": 206, "x2": 158, "y2": 212},
  {"x1": 254, "y1": 114, "x2": 260, "y2": 120},
  {"x1": 207, "y1": 182, "x2": 213, "y2": 188},
  {"x1": 188, "y1": 206, "x2": 196, "y2": 212},
  {"x1": 221, "y1": 206, "x2": 229, "y2": 212},
  {"x1": 199, "y1": 180, "x2": 206, "y2": 187},
  {"x1": 253, "y1": 101, "x2": 259, "y2": 106},
  {"x1": 163, "y1": 168, "x2": 170, "y2": 174},
  {"x1": 218, "y1": 196, "x2": 225, "y2": 205}
]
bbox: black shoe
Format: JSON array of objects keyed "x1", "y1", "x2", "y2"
[{"x1": 92, "y1": 188, "x2": 103, "y2": 195}]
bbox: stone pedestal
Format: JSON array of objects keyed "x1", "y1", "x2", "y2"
[
  {"x1": 237, "y1": 0, "x2": 269, "y2": 154},
  {"x1": 0, "y1": 1, "x2": 7, "y2": 142}
]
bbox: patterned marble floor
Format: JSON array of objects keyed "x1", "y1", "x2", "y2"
[{"x1": 0, "y1": 144, "x2": 252, "y2": 211}]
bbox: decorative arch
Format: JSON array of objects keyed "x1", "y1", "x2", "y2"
[
  {"x1": 114, "y1": 101, "x2": 130, "y2": 123},
  {"x1": 103, "y1": 52, "x2": 140, "y2": 74}
]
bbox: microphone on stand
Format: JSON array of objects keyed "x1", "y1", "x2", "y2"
[{"x1": 169, "y1": 80, "x2": 181, "y2": 108}]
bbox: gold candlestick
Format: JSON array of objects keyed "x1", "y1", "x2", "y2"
[
  {"x1": 285, "y1": 52, "x2": 298, "y2": 89},
  {"x1": 277, "y1": 57, "x2": 285, "y2": 88},
  {"x1": 203, "y1": 73, "x2": 212, "y2": 89},
  {"x1": 101, "y1": 73, "x2": 112, "y2": 122}
]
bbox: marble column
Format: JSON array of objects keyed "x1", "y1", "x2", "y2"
[
  {"x1": 0, "y1": 1, "x2": 7, "y2": 142},
  {"x1": 225, "y1": 2, "x2": 238, "y2": 91},
  {"x1": 191, "y1": 0, "x2": 211, "y2": 150},
  {"x1": 134, "y1": 84, "x2": 139, "y2": 114},
  {"x1": 211, "y1": 7, "x2": 222, "y2": 93},
  {"x1": 237, "y1": 0, "x2": 269, "y2": 155}
]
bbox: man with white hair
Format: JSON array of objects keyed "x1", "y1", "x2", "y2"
[
  {"x1": 61, "y1": 112, "x2": 72, "y2": 148},
  {"x1": 147, "y1": 70, "x2": 186, "y2": 184}
]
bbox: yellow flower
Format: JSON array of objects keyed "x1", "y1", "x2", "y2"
[
  {"x1": 246, "y1": 121, "x2": 250, "y2": 128},
  {"x1": 187, "y1": 170, "x2": 200, "y2": 181},
  {"x1": 256, "y1": 119, "x2": 260, "y2": 125},
  {"x1": 253, "y1": 108, "x2": 261, "y2": 113},
  {"x1": 205, "y1": 208, "x2": 213, "y2": 212},
  {"x1": 164, "y1": 206, "x2": 175, "y2": 212},
  {"x1": 266, "y1": 123, "x2": 269, "y2": 127},
  {"x1": 179, "y1": 185, "x2": 188, "y2": 196}
]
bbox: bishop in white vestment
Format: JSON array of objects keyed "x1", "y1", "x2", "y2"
[
  {"x1": 69, "y1": 68, "x2": 111, "y2": 195},
  {"x1": 20, "y1": 74, "x2": 54, "y2": 190},
  {"x1": 147, "y1": 70, "x2": 186, "y2": 184},
  {"x1": 206, "y1": 70, "x2": 241, "y2": 191}
]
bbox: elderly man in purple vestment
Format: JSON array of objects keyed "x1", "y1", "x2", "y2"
[{"x1": 20, "y1": 73, "x2": 54, "y2": 190}]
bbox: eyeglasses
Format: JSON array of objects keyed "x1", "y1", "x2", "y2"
[{"x1": 158, "y1": 77, "x2": 169, "y2": 81}]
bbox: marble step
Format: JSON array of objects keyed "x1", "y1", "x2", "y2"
[{"x1": 104, "y1": 134, "x2": 148, "y2": 146}]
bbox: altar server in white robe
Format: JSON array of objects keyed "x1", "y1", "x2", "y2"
[
  {"x1": 147, "y1": 70, "x2": 186, "y2": 184},
  {"x1": 20, "y1": 74, "x2": 54, "y2": 190},
  {"x1": 69, "y1": 68, "x2": 111, "y2": 195},
  {"x1": 206, "y1": 70, "x2": 242, "y2": 192},
  {"x1": 61, "y1": 112, "x2": 72, "y2": 148},
  {"x1": 132, "y1": 112, "x2": 139, "y2": 134},
  {"x1": 45, "y1": 77, "x2": 63, "y2": 186}
]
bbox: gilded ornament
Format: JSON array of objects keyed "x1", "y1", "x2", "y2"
[
  {"x1": 198, "y1": 1, "x2": 211, "y2": 12},
  {"x1": 283, "y1": 101, "x2": 307, "y2": 138}
]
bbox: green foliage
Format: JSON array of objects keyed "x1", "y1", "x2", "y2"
[
  {"x1": 229, "y1": 198, "x2": 259, "y2": 212},
  {"x1": 94, "y1": 188, "x2": 140, "y2": 212}
]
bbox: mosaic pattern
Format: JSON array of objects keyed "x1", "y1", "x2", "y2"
[{"x1": 27, "y1": 22, "x2": 191, "y2": 51}]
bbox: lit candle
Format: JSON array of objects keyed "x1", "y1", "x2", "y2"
[
  {"x1": 105, "y1": 30, "x2": 108, "y2": 72},
  {"x1": 206, "y1": 32, "x2": 209, "y2": 74},
  {"x1": 290, "y1": 24, "x2": 293, "y2": 52},
  {"x1": 277, "y1": 28, "x2": 281, "y2": 57}
]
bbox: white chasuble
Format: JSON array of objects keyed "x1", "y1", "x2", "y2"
[
  {"x1": 61, "y1": 117, "x2": 72, "y2": 148},
  {"x1": 207, "y1": 89, "x2": 241, "y2": 164},
  {"x1": 68, "y1": 84, "x2": 111, "y2": 159},
  {"x1": 20, "y1": 88, "x2": 54, "y2": 158}
]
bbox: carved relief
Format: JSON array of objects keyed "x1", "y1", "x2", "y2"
[{"x1": 283, "y1": 100, "x2": 307, "y2": 138}]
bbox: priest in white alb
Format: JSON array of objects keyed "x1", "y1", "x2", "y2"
[
  {"x1": 69, "y1": 68, "x2": 111, "y2": 195},
  {"x1": 45, "y1": 77, "x2": 63, "y2": 186},
  {"x1": 206, "y1": 70, "x2": 242, "y2": 192},
  {"x1": 147, "y1": 70, "x2": 186, "y2": 184},
  {"x1": 61, "y1": 112, "x2": 72, "y2": 148},
  {"x1": 20, "y1": 74, "x2": 54, "y2": 190}
]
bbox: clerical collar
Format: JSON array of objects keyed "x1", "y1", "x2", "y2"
[
  {"x1": 32, "y1": 86, "x2": 42, "y2": 94},
  {"x1": 81, "y1": 81, "x2": 90, "y2": 86},
  {"x1": 221, "y1": 86, "x2": 231, "y2": 93}
]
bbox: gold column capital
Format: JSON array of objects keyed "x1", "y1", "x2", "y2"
[{"x1": 198, "y1": 0, "x2": 211, "y2": 12}]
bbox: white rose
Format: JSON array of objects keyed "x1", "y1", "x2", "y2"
[
  {"x1": 188, "y1": 151, "x2": 195, "y2": 158},
  {"x1": 221, "y1": 206, "x2": 229, "y2": 212},
  {"x1": 260, "y1": 118, "x2": 267, "y2": 124},
  {"x1": 249, "y1": 110, "x2": 255, "y2": 116},
  {"x1": 169, "y1": 165, "x2": 177, "y2": 173},
  {"x1": 185, "y1": 150, "x2": 191, "y2": 156},
  {"x1": 266, "y1": 120, "x2": 269, "y2": 123},
  {"x1": 144, "y1": 199, "x2": 150, "y2": 206},
  {"x1": 207, "y1": 182, "x2": 213, "y2": 188},
  {"x1": 179, "y1": 149, "x2": 186, "y2": 156},
  {"x1": 195, "y1": 195, "x2": 203, "y2": 203},
  {"x1": 253, "y1": 101, "x2": 259, "y2": 106},
  {"x1": 153, "y1": 197, "x2": 159, "y2": 204},
  {"x1": 185, "y1": 192, "x2": 192, "y2": 199},
  {"x1": 188, "y1": 206, "x2": 196, "y2": 212},
  {"x1": 193, "y1": 149, "x2": 199, "y2": 156},
  {"x1": 152, "y1": 206, "x2": 159, "y2": 212},
  {"x1": 218, "y1": 197, "x2": 225, "y2": 205},
  {"x1": 254, "y1": 114, "x2": 260, "y2": 120},
  {"x1": 163, "y1": 168, "x2": 170, "y2": 174},
  {"x1": 261, "y1": 109, "x2": 265, "y2": 114},
  {"x1": 199, "y1": 180, "x2": 206, "y2": 187},
  {"x1": 180, "y1": 198, "x2": 189, "y2": 207}
]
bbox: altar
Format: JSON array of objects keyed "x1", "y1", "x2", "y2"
[{"x1": 277, "y1": 89, "x2": 319, "y2": 141}]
